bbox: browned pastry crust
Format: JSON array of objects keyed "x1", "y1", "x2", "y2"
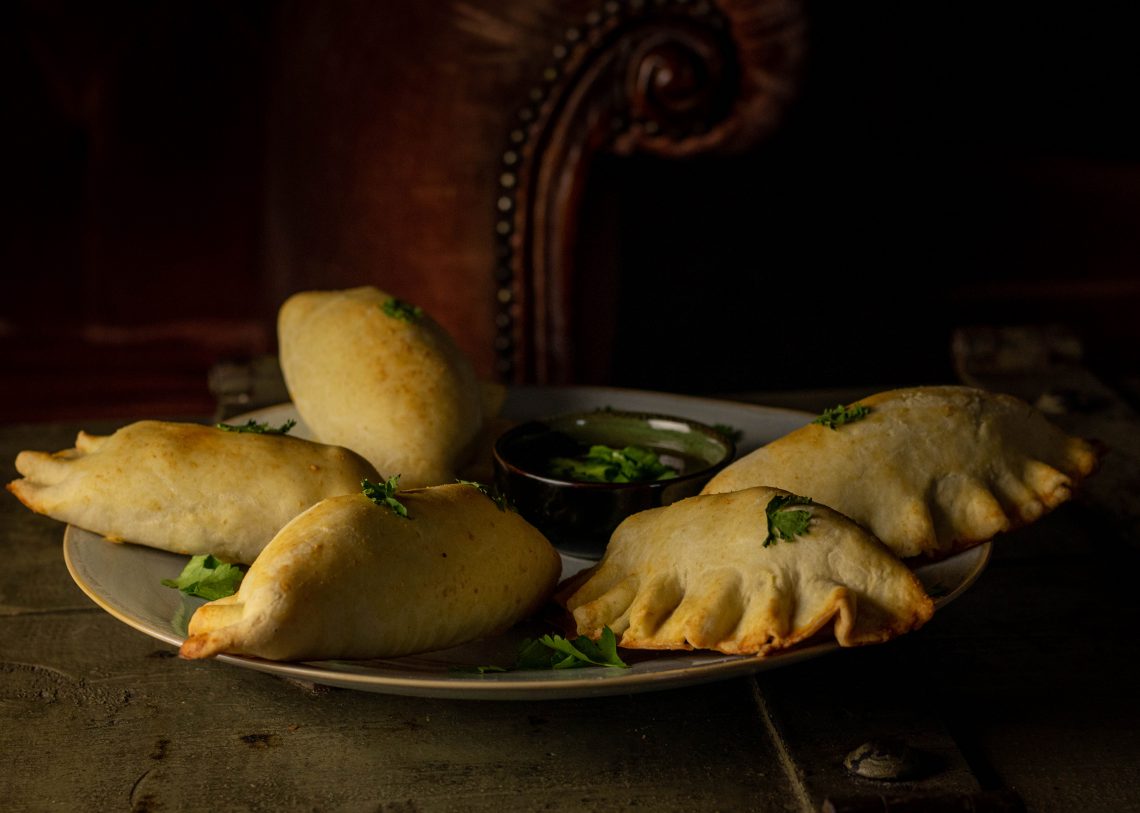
[
  {"x1": 181, "y1": 483, "x2": 562, "y2": 662},
  {"x1": 702, "y1": 386, "x2": 1101, "y2": 559},
  {"x1": 561, "y1": 487, "x2": 933, "y2": 656},
  {"x1": 278, "y1": 286, "x2": 484, "y2": 488},
  {"x1": 8, "y1": 420, "x2": 378, "y2": 564}
]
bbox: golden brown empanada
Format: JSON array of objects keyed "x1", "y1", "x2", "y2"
[
  {"x1": 561, "y1": 487, "x2": 933, "y2": 655},
  {"x1": 180, "y1": 483, "x2": 562, "y2": 661},
  {"x1": 7, "y1": 421, "x2": 379, "y2": 563},
  {"x1": 702, "y1": 386, "x2": 1100, "y2": 559},
  {"x1": 278, "y1": 286, "x2": 483, "y2": 488}
]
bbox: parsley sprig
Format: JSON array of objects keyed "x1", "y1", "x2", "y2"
[
  {"x1": 162, "y1": 554, "x2": 246, "y2": 600},
  {"x1": 763, "y1": 494, "x2": 814, "y2": 547},
  {"x1": 456, "y1": 479, "x2": 511, "y2": 511},
  {"x1": 381, "y1": 297, "x2": 423, "y2": 322},
  {"x1": 462, "y1": 626, "x2": 629, "y2": 673},
  {"x1": 216, "y1": 418, "x2": 296, "y2": 435},
  {"x1": 713, "y1": 423, "x2": 744, "y2": 444},
  {"x1": 362, "y1": 475, "x2": 409, "y2": 518},
  {"x1": 518, "y1": 627, "x2": 629, "y2": 669},
  {"x1": 812, "y1": 403, "x2": 871, "y2": 430}
]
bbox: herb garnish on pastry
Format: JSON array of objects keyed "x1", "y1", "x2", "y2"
[
  {"x1": 702, "y1": 386, "x2": 1100, "y2": 559},
  {"x1": 180, "y1": 481, "x2": 562, "y2": 662},
  {"x1": 561, "y1": 487, "x2": 933, "y2": 656},
  {"x1": 277, "y1": 286, "x2": 484, "y2": 488}
]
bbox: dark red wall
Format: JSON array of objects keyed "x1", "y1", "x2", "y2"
[{"x1": 3, "y1": 1, "x2": 1138, "y2": 420}]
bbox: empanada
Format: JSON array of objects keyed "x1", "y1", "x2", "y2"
[
  {"x1": 702, "y1": 386, "x2": 1100, "y2": 559},
  {"x1": 561, "y1": 487, "x2": 933, "y2": 655},
  {"x1": 278, "y1": 286, "x2": 483, "y2": 488},
  {"x1": 180, "y1": 483, "x2": 562, "y2": 661},
  {"x1": 7, "y1": 420, "x2": 379, "y2": 564}
]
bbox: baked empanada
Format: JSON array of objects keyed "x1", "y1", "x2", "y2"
[
  {"x1": 561, "y1": 487, "x2": 933, "y2": 655},
  {"x1": 278, "y1": 286, "x2": 483, "y2": 488},
  {"x1": 702, "y1": 386, "x2": 1100, "y2": 559},
  {"x1": 180, "y1": 483, "x2": 562, "y2": 661},
  {"x1": 7, "y1": 421, "x2": 379, "y2": 564}
]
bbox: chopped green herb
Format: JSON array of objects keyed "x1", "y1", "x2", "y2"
[
  {"x1": 713, "y1": 423, "x2": 743, "y2": 444},
  {"x1": 812, "y1": 403, "x2": 871, "y2": 430},
  {"x1": 381, "y1": 297, "x2": 423, "y2": 322},
  {"x1": 456, "y1": 479, "x2": 511, "y2": 511},
  {"x1": 456, "y1": 626, "x2": 629, "y2": 673},
  {"x1": 763, "y1": 493, "x2": 814, "y2": 547},
  {"x1": 216, "y1": 418, "x2": 296, "y2": 435},
  {"x1": 548, "y1": 445, "x2": 679, "y2": 484},
  {"x1": 362, "y1": 475, "x2": 409, "y2": 518},
  {"x1": 162, "y1": 554, "x2": 246, "y2": 601},
  {"x1": 518, "y1": 627, "x2": 628, "y2": 670}
]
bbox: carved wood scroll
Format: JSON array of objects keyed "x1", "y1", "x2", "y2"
[{"x1": 494, "y1": 0, "x2": 805, "y2": 383}]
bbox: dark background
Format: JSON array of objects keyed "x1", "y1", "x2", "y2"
[{"x1": 3, "y1": 1, "x2": 1139, "y2": 420}]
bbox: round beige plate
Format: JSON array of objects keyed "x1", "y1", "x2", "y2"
[{"x1": 63, "y1": 385, "x2": 990, "y2": 700}]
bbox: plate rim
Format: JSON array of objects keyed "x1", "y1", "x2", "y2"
[{"x1": 60, "y1": 384, "x2": 992, "y2": 700}]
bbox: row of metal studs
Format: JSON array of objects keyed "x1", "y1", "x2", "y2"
[{"x1": 493, "y1": 0, "x2": 728, "y2": 380}]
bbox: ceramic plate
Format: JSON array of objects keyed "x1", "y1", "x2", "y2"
[{"x1": 63, "y1": 386, "x2": 990, "y2": 700}]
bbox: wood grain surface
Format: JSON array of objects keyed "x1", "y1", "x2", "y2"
[{"x1": 3, "y1": 369, "x2": 1139, "y2": 811}]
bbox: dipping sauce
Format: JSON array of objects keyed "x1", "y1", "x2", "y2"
[{"x1": 493, "y1": 410, "x2": 735, "y2": 559}]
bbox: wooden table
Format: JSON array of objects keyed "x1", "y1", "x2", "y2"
[{"x1": 3, "y1": 360, "x2": 1139, "y2": 811}]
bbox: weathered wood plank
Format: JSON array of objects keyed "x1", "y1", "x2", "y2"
[
  {"x1": 902, "y1": 507, "x2": 1140, "y2": 813},
  {"x1": 755, "y1": 640, "x2": 983, "y2": 807},
  {"x1": 0, "y1": 606, "x2": 804, "y2": 811},
  {"x1": 5, "y1": 366, "x2": 1140, "y2": 813}
]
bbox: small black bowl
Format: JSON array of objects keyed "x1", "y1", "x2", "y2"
[{"x1": 493, "y1": 410, "x2": 735, "y2": 559}]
